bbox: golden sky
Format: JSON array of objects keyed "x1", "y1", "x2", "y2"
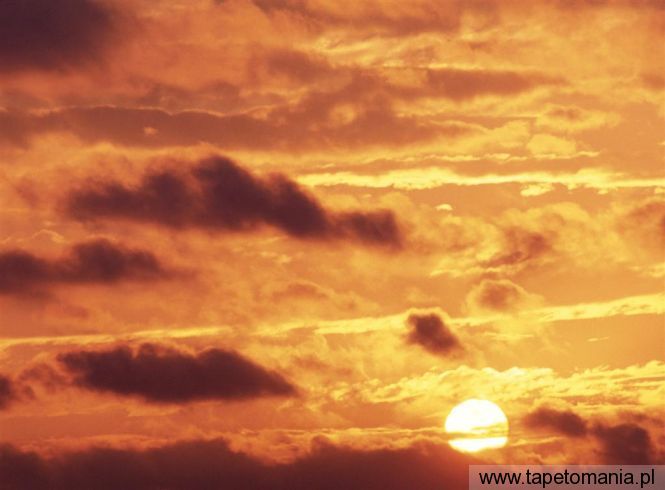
[{"x1": 0, "y1": 0, "x2": 664, "y2": 488}]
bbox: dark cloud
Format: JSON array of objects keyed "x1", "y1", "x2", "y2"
[
  {"x1": 524, "y1": 407, "x2": 658, "y2": 464},
  {"x1": 335, "y1": 210, "x2": 402, "y2": 246},
  {"x1": 65, "y1": 156, "x2": 402, "y2": 246},
  {"x1": 277, "y1": 440, "x2": 472, "y2": 490},
  {"x1": 58, "y1": 343, "x2": 297, "y2": 403},
  {"x1": 0, "y1": 373, "x2": 35, "y2": 410},
  {"x1": 592, "y1": 423, "x2": 655, "y2": 464},
  {"x1": 0, "y1": 439, "x2": 472, "y2": 490},
  {"x1": 406, "y1": 313, "x2": 461, "y2": 355},
  {"x1": 524, "y1": 407, "x2": 588, "y2": 437},
  {"x1": 0, "y1": 240, "x2": 169, "y2": 294},
  {"x1": 0, "y1": 375, "x2": 17, "y2": 410},
  {"x1": 0, "y1": 0, "x2": 116, "y2": 72}
]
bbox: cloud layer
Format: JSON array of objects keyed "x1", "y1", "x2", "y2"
[{"x1": 0, "y1": 439, "x2": 472, "y2": 490}]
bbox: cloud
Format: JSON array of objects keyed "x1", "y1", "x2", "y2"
[
  {"x1": 0, "y1": 97, "x2": 467, "y2": 151},
  {"x1": 0, "y1": 375, "x2": 17, "y2": 410},
  {"x1": 524, "y1": 406, "x2": 658, "y2": 463},
  {"x1": 422, "y1": 68, "x2": 559, "y2": 101},
  {"x1": 252, "y1": 48, "x2": 337, "y2": 83},
  {"x1": 591, "y1": 423, "x2": 656, "y2": 464},
  {"x1": 0, "y1": 240, "x2": 169, "y2": 294},
  {"x1": 0, "y1": 65, "x2": 556, "y2": 149},
  {"x1": 405, "y1": 313, "x2": 461, "y2": 355},
  {"x1": 527, "y1": 134, "x2": 578, "y2": 157},
  {"x1": 0, "y1": 373, "x2": 36, "y2": 410},
  {"x1": 483, "y1": 227, "x2": 552, "y2": 269},
  {"x1": 65, "y1": 156, "x2": 402, "y2": 247},
  {"x1": 535, "y1": 105, "x2": 619, "y2": 133},
  {"x1": 251, "y1": 0, "x2": 465, "y2": 35},
  {"x1": 0, "y1": 439, "x2": 473, "y2": 490},
  {"x1": 299, "y1": 167, "x2": 661, "y2": 192},
  {"x1": 465, "y1": 279, "x2": 541, "y2": 313},
  {"x1": 524, "y1": 406, "x2": 588, "y2": 437},
  {"x1": 277, "y1": 440, "x2": 472, "y2": 489},
  {"x1": 57, "y1": 343, "x2": 297, "y2": 403},
  {"x1": 300, "y1": 66, "x2": 560, "y2": 103},
  {"x1": 250, "y1": 0, "x2": 664, "y2": 38},
  {"x1": 0, "y1": 0, "x2": 117, "y2": 72},
  {"x1": 617, "y1": 199, "x2": 665, "y2": 251},
  {"x1": 641, "y1": 72, "x2": 665, "y2": 91}
]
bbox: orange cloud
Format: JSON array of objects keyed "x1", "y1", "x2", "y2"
[{"x1": 465, "y1": 279, "x2": 542, "y2": 313}]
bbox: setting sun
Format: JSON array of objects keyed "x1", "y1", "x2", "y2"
[{"x1": 445, "y1": 399, "x2": 509, "y2": 453}]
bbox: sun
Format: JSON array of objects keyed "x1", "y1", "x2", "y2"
[{"x1": 444, "y1": 399, "x2": 509, "y2": 453}]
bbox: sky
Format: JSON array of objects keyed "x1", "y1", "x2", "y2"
[{"x1": 0, "y1": 0, "x2": 664, "y2": 488}]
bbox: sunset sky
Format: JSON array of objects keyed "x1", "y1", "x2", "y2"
[{"x1": 0, "y1": 0, "x2": 664, "y2": 488}]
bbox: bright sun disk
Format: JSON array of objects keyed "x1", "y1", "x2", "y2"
[{"x1": 444, "y1": 399, "x2": 509, "y2": 453}]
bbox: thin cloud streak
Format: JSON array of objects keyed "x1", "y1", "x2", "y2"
[{"x1": 299, "y1": 168, "x2": 665, "y2": 191}]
